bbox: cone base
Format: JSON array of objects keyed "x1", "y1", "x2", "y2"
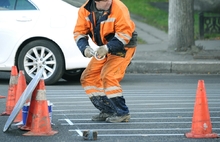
[
  {"x1": 23, "y1": 130, "x2": 58, "y2": 136},
  {"x1": 185, "y1": 132, "x2": 219, "y2": 138},
  {"x1": 13, "y1": 119, "x2": 22, "y2": 123},
  {"x1": 19, "y1": 125, "x2": 31, "y2": 131},
  {"x1": 0, "y1": 112, "x2": 10, "y2": 116}
]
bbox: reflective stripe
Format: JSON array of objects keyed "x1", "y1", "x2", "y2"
[
  {"x1": 84, "y1": 86, "x2": 103, "y2": 91},
  {"x1": 87, "y1": 92, "x2": 106, "y2": 97},
  {"x1": 104, "y1": 86, "x2": 121, "y2": 92},
  {"x1": 85, "y1": 17, "x2": 90, "y2": 21},
  {"x1": 115, "y1": 33, "x2": 127, "y2": 45},
  {"x1": 84, "y1": 85, "x2": 122, "y2": 98},
  {"x1": 10, "y1": 76, "x2": 18, "y2": 85},
  {"x1": 75, "y1": 34, "x2": 88, "y2": 43},
  {"x1": 36, "y1": 90, "x2": 47, "y2": 101},
  {"x1": 107, "y1": 92, "x2": 123, "y2": 98},
  {"x1": 118, "y1": 32, "x2": 131, "y2": 41}
]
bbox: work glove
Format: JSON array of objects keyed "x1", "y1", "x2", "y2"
[
  {"x1": 84, "y1": 46, "x2": 94, "y2": 58},
  {"x1": 96, "y1": 45, "x2": 109, "y2": 58}
]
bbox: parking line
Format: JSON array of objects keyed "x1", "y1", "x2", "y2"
[
  {"x1": 59, "y1": 121, "x2": 220, "y2": 125},
  {"x1": 64, "y1": 119, "x2": 74, "y2": 125},
  {"x1": 53, "y1": 111, "x2": 219, "y2": 115}
]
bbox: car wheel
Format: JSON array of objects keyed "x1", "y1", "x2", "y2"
[
  {"x1": 18, "y1": 39, "x2": 64, "y2": 85},
  {"x1": 62, "y1": 68, "x2": 84, "y2": 81}
]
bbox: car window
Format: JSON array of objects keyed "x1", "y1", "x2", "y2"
[
  {"x1": 0, "y1": 0, "x2": 36, "y2": 10},
  {"x1": 62, "y1": 0, "x2": 79, "y2": 7},
  {"x1": 15, "y1": 0, "x2": 36, "y2": 10},
  {"x1": 0, "y1": 0, "x2": 10, "y2": 10}
]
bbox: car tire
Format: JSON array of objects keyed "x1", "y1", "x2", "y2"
[
  {"x1": 18, "y1": 39, "x2": 64, "y2": 85},
  {"x1": 62, "y1": 68, "x2": 84, "y2": 82}
]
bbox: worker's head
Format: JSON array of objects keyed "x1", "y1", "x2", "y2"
[{"x1": 94, "y1": 0, "x2": 112, "y2": 11}]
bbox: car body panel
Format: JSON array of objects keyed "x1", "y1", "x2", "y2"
[{"x1": 0, "y1": 0, "x2": 96, "y2": 71}]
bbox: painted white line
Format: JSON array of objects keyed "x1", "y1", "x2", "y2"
[
  {"x1": 47, "y1": 90, "x2": 83, "y2": 92},
  {"x1": 64, "y1": 119, "x2": 83, "y2": 137},
  {"x1": 69, "y1": 128, "x2": 190, "y2": 131},
  {"x1": 46, "y1": 91, "x2": 220, "y2": 94},
  {"x1": 58, "y1": 117, "x2": 220, "y2": 121},
  {"x1": 45, "y1": 89, "x2": 193, "y2": 92},
  {"x1": 52, "y1": 107, "x2": 220, "y2": 111},
  {"x1": 47, "y1": 96, "x2": 220, "y2": 100},
  {"x1": 53, "y1": 111, "x2": 220, "y2": 114},
  {"x1": 60, "y1": 121, "x2": 220, "y2": 125},
  {"x1": 97, "y1": 134, "x2": 184, "y2": 137},
  {"x1": 49, "y1": 101, "x2": 90, "y2": 104},
  {"x1": 64, "y1": 119, "x2": 74, "y2": 125},
  {"x1": 46, "y1": 90, "x2": 193, "y2": 92},
  {"x1": 97, "y1": 133, "x2": 220, "y2": 137},
  {"x1": 48, "y1": 97, "x2": 87, "y2": 99},
  {"x1": 69, "y1": 128, "x2": 220, "y2": 131},
  {"x1": 46, "y1": 95, "x2": 194, "y2": 98},
  {"x1": 49, "y1": 98, "x2": 220, "y2": 103},
  {"x1": 51, "y1": 102, "x2": 219, "y2": 106},
  {"x1": 75, "y1": 129, "x2": 83, "y2": 137},
  {"x1": 60, "y1": 122, "x2": 220, "y2": 125}
]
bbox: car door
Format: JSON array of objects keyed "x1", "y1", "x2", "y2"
[{"x1": 0, "y1": 0, "x2": 40, "y2": 64}]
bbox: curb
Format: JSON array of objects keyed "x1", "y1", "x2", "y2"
[{"x1": 126, "y1": 60, "x2": 220, "y2": 74}]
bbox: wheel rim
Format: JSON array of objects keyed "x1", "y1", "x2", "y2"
[{"x1": 23, "y1": 46, "x2": 57, "y2": 80}]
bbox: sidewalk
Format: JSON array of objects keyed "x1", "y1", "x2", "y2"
[
  {"x1": 127, "y1": 17, "x2": 220, "y2": 74},
  {"x1": 67, "y1": 0, "x2": 220, "y2": 74}
]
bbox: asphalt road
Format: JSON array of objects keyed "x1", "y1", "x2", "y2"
[{"x1": 0, "y1": 73, "x2": 220, "y2": 142}]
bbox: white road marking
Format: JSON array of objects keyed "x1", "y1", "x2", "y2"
[
  {"x1": 69, "y1": 128, "x2": 220, "y2": 131},
  {"x1": 59, "y1": 121, "x2": 220, "y2": 125},
  {"x1": 64, "y1": 119, "x2": 74, "y2": 125},
  {"x1": 75, "y1": 129, "x2": 83, "y2": 137},
  {"x1": 47, "y1": 89, "x2": 220, "y2": 138}
]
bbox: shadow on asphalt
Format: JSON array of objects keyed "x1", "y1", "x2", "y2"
[
  {"x1": 0, "y1": 79, "x2": 9, "y2": 85},
  {"x1": 47, "y1": 79, "x2": 81, "y2": 86}
]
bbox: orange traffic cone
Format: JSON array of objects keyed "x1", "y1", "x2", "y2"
[
  {"x1": 185, "y1": 80, "x2": 219, "y2": 138},
  {"x1": 1, "y1": 66, "x2": 18, "y2": 116},
  {"x1": 23, "y1": 80, "x2": 58, "y2": 136},
  {"x1": 20, "y1": 81, "x2": 39, "y2": 131},
  {"x1": 14, "y1": 70, "x2": 27, "y2": 123}
]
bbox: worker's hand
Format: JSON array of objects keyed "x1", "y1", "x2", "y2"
[
  {"x1": 84, "y1": 46, "x2": 94, "y2": 58},
  {"x1": 96, "y1": 45, "x2": 109, "y2": 58}
]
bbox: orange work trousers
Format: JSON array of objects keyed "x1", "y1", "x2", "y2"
[{"x1": 81, "y1": 47, "x2": 136, "y2": 98}]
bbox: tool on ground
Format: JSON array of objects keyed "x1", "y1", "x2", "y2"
[
  {"x1": 62, "y1": 112, "x2": 98, "y2": 140},
  {"x1": 83, "y1": 130, "x2": 98, "y2": 140}
]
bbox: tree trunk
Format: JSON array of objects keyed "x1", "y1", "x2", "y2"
[{"x1": 168, "y1": 0, "x2": 195, "y2": 51}]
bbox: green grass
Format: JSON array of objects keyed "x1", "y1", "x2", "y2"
[
  {"x1": 122, "y1": 0, "x2": 168, "y2": 32},
  {"x1": 137, "y1": 37, "x2": 147, "y2": 44},
  {"x1": 122, "y1": 0, "x2": 220, "y2": 39}
]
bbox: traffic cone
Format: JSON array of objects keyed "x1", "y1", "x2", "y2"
[
  {"x1": 1, "y1": 66, "x2": 18, "y2": 116},
  {"x1": 20, "y1": 81, "x2": 39, "y2": 131},
  {"x1": 23, "y1": 80, "x2": 58, "y2": 136},
  {"x1": 14, "y1": 70, "x2": 27, "y2": 123},
  {"x1": 185, "y1": 80, "x2": 219, "y2": 138}
]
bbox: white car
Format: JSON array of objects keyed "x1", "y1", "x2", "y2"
[{"x1": 0, "y1": 0, "x2": 96, "y2": 84}]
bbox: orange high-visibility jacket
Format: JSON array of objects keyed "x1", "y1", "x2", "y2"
[{"x1": 74, "y1": 0, "x2": 136, "y2": 56}]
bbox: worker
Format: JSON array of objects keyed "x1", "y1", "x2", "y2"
[{"x1": 74, "y1": 0, "x2": 137, "y2": 123}]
